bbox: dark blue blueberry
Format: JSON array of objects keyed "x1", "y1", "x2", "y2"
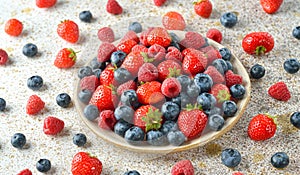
[
  {"x1": 73, "y1": 133, "x2": 87, "y2": 147},
  {"x1": 128, "y1": 22, "x2": 142, "y2": 33},
  {"x1": 250, "y1": 64, "x2": 265, "y2": 79},
  {"x1": 121, "y1": 90, "x2": 139, "y2": 107},
  {"x1": 208, "y1": 114, "x2": 225, "y2": 131},
  {"x1": 194, "y1": 73, "x2": 213, "y2": 93},
  {"x1": 56, "y1": 93, "x2": 71, "y2": 108},
  {"x1": 27, "y1": 75, "x2": 43, "y2": 91},
  {"x1": 283, "y1": 58, "x2": 299, "y2": 74},
  {"x1": 204, "y1": 107, "x2": 221, "y2": 116},
  {"x1": 220, "y1": 12, "x2": 238, "y2": 28},
  {"x1": 114, "y1": 119, "x2": 133, "y2": 137},
  {"x1": 219, "y1": 48, "x2": 232, "y2": 61},
  {"x1": 187, "y1": 82, "x2": 201, "y2": 98},
  {"x1": 11, "y1": 133, "x2": 26, "y2": 149},
  {"x1": 124, "y1": 126, "x2": 145, "y2": 145},
  {"x1": 290, "y1": 112, "x2": 300, "y2": 129},
  {"x1": 169, "y1": 32, "x2": 181, "y2": 50},
  {"x1": 83, "y1": 104, "x2": 99, "y2": 121},
  {"x1": 225, "y1": 60, "x2": 233, "y2": 71},
  {"x1": 78, "y1": 66, "x2": 93, "y2": 79},
  {"x1": 124, "y1": 170, "x2": 141, "y2": 175},
  {"x1": 271, "y1": 152, "x2": 289, "y2": 169},
  {"x1": 222, "y1": 100, "x2": 237, "y2": 117},
  {"x1": 93, "y1": 69, "x2": 102, "y2": 78},
  {"x1": 212, "y1": 59, "x2": 228, "y2": 75},
  {"x1": 176, "y1": 75, "x2": 191, "y2": 91},
  {"x1": 89, "y1": 57, "x2": 104, "y2": 70},
  {"x1": 161, "y1": 102, "x2": 180, "y2": 121},
  {"x1": 146, "y1": 130, "x2": 167, "y2": 146},
  {"x1": 160, "y1": 120, "x2": 177, "y2": 135},
  {"x1": 23, "y1": 43, "x2": 38, "y2": 57},
  {"x1": 0, "y1": 98, "x2": 6, "y2": 111},
  {"x1": 167, "y1": 130, "x2": 186, "y2": 146},
  {"x1": 78, "y1": 89, "x2": 92, "y2": 104},
  {"x1": 111, "y1": 50, "x2": 127, "y2": 67},
  {"x1": 36, "y1": 159, "x2": 51, "y2": 172},
  {"x1": 114, "y1": 105, "x2": 134, "y2": 123},
  {"x1": 79, "y1": 11, "x2": 93, "y2": 23},
  {"x1": 230, "y1": 84, "x2": 246, "y2": 99},
  {"x1": 114, "y1": 67, "x2": 132, "y2": 84},
  {"x1": 178, "y1": 92, "x2": 192, "y2": 109},
  {"x1": 221, "y1": 148, "x2": 241, "y2": 168},
  {"x1": 197, "y1": 92, "x2": 216, "y2": 111},
  {"x1": 292, "y1": 26, "x2": 300, "y2": 40}
]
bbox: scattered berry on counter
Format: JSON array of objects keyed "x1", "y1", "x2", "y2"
[
  {"x1": 36, "y1": 159, "x2": 51, "y2": 173},
  {"x1": 78, "y1": 89, "x2": 92, "y2": 104},
  {"x1": 0, "y1": 49, "x2": 8, "y2": 65},
  {"x1": 11, "y1": 133, "x2": 26, "y2": 149},
  {"x1": 106, "y1": 0, "x2": 123, "y2": 15},
  {"x1": 230, "y1": 84, "x2": 246, "y2": 99},
  {"x1": 124, "y1": 170, "x2": 141, "y2": 175},
  {"x1": 250, "y1": 64, "x2": 265, "y2": 79},
  {"x1": 290, "y1": 112, "x2": 300, "y2": 129},
  {"x1": 56, "y1": 93, "x2": 71, "y2": 108},
  {"x1": 17, "y1": 169, "x2": 32, "y2": 175},
  {"x1": 83, "y1": 104, "x2": 100, "y2": 121},
  {"x1": 206, "y1": 28, "x2": 222, "y2": 43},
  {"x1": 4, "y1": 18, "x2": 23, "y2": 36},
  {"x1": 219, "y1": 47, "x2": 231, "y2": 61},
  {"x1": 248, "y1": 114, "x2": 276, "y2": 141},
  {"x1": 208, "y1": 114, "x2": 225, "y2": 131},
  {"x1": 270, "y1": 152, "x2": 289, "y2": 169},
  {"x1": 162, "y1": 11, "x2": 186, "y2": 30},
  {"x1": 43, "y1": 116, "x2": 65, "y2": 135},
  {"x1": 283, "y1": 58, "x2": 299, "y2": 74},
  {"x1": 27, "y1": 75, "x2": 43, "y2": 91},
  {"x1": 221, "y1": 148, "x2": 242, "y2": 168},
  {"x1": 242, "y1": 32, "x2": 274, "y2": 55},
  {"x1": 292, "y1": 26, "x2": 300, "y2": 40},
  {"x1": 71, "y1": 152, "x2": 102, "y2": 175},
  {"x1": 57, "y1": 20, "x2": 79, "y2": 43},
  {"x1": 153, "y1": 0, "x2": 167, "y2": 7},
  {"x1": 78, "y1": 66, "x2": 94, "y2": 79},
  {"x1": 36, "y1": 0, "x2": 57, "y2": 8},
  {"x1": 79, "y1": 10, "x2": 93, "y2": 23},
  {"x1": 22, "y1": 43, "x2": 38, "y2": 57},
  {"x1": 193, "y1": 0, "x2": 213, "y2": 18},
  {"x1": 268, "y1": 81, "x2": 291, "y2": 101},
  {"x1": 0, "y1": 98, "x2": 6, "y2": 111},
  {"x1": 260, "y1": 0, "x2": 283, "y2": 14},
  {"x1": 73, "y1": 133, "x2": 87, "y2": 147},
  {"x1": 128, "y1": 22, "x2": 143, "y2": 33},
  {"x1": 220, "y1": 12, "x2": 238, "y2": 28},
  {"x1": 26, "y1": 94, "x2": 45, "y2": 115},
  {"x1": 171, "y1": 159, "x2": 194, "y2": 175},
  {"x1": 54, "y1": 48, "x2": 77, "y2": 69},
  {"x1": 97, "y1": 27, "x2": 115, "y2": 43},
  {"x1": 232, "y1": 172, "x2": 244, "y2": 175}
]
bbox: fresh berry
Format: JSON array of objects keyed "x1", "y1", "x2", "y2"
[
  {"x1": 204, "y1": 66, "x2": 225, "y2": 84},
  {"x1": 230, "y1": 84, "x2": 246, "y2": 99},
  {"x1": 90, "y1": 57, "x2": 105, "y2": 70},
  {"x1": 225, "y1": 70, "x2": 243, "y2": 88},
  {"x1": 222, "y1": 100, "x2": 237, "y2": 117},
  {"x1": 182, "y1": 48, "x2": 207, "y2": 75},
  {"x1": 242, "y1": 32, "x2": 274, "y2": 55},
  {"x1": 54, "y1": 48, "x2": 77, "y2": 68},
  {"x1": 80, "y1": 75, "x2": 100, "y2": 93},
  {"x1": 73, "y1": 133, "x2": 87, "y2": 147},
  {"x1": 106, "y1": 0, "x2": 123, "y2": 15},
  {"x1": 186, "y1": 82, "x2": 201, "y2": 98},
  {"x1": 139, "y1": 27, "x2": 154, "y2": 47},
  {"x1": 43, "y1": 116, "x2": 65, "y2": 135},
  {"x1": 114, "y1": 105, "x2": 134, "y2": 122},
  {"x1": 97, "y1": 42, "x2": 117, "y2": 63},
  {"x1": 212, "y1": 59, "x2": 228, "y2": 75},
  {"x1": 138, "y1": 63, "x2": 158, "y2": 82},
  {"x1": 27, "y1": 75, "x2": 43, "y2": 91},
  {"x1": 56, "y1": 93, "x2": 71, "y2": 108},
  {"x1": 117, "y1": 39, "x2": 137, "y2": 54},
  {"x1": 98, "y1": 110, "x2": 117, "y2": 130},
  {"x1": 124, "y1": 170, "x2": 140, "y2": 175},
  {"x1": 205, "y1": 49, "x2": 222, "y2": 65},
  {"x1": 57, "y1": 20, "x2": 79, "y2": 43},
  {"x1": 167, "y1": 130, "x2": 186, "y2": 146},
  {"x1": 83, "y1": 104, "x2": 99, "y2": 121},
  {"x1": 220, "y1": 12, "x2": 238, "y2": 28},
  {"x1": 78, "y1": 89, "x2": 92, "y2": 104},
  {"x1": 147, "y1": 27, "x2": 171, "y2": 47},
  {"x1": 268, "y1": 81, "x2": 291, "y2": 101},
  {"x1": 97, "y1": 27, "x2": 115, "y2": 43},
  {"x1": 219, "y1": 47, "x2": 231, "y2": 61},
  {"x1": 221, "y1": 148, "x2": 242, "y2": 168},
  {"x1": 292, "y1": 26, "x2": 300, "y2": 40},
  {"x1": 160, "y1": 120, "x2": 177, "y2": 134},
  {"x1": 79, "y1": 10, "x2": 93, "y2": 23},
  {"x1": 120, "y1": 90, "x2": 139, "y2": 107},
  {"x1": 71, "y1": 152, "x2": 102, "y2": 175},
  {"x1": 11, "y1": 133, "x2": 26, "y2": 149},
  {"x1": 78, "y1": 66, "x2": 93, "y2": 79},
  {"x1": 131, "y1": 44, "x2": 148, "y2": 53},
  {"x1": 121, "y1": 51, "x2": 145, "y2": 76},
  {"x1": 153, "y1": 0, "x2": 166, "y2": 6},
  {"x1": 204, "y1": 106, "x2": 221, "y2": 117},
  {"x1": 111, "y1": 50, "x2": 127, "y2": 67},
  {"x1": 165, "y1": 46, "x2": 183, "y2": 62},
  {"x1": 146, "y1": 130, "x2": 167, "y2": 146},
  {"x1": 0, "y1": 98, "x2": 6, "y2": 111},
  {"x1": 157, "y1": 60, "x2": 182, "y2": 81},
  {"x1": 197, "y1": 92, "x2": 216, "y2": 111},
  {"x1": 133, "y1": 105, "x2": 163, "y2": 132},
  {"x1": 250, "y1": 64, "x2": 265, "y2": 79},
  {"x1": 193, "y1": 0, "x2": 213, "y2": 18},
  {"x1": 100, "y1": 64, "x2": 116, "y2": 86},
  {"x1": 114, "y1": 119, "x2": 133, "y2": 137},
  {"x1": 176, "y1": 75, "x2": 191, "y2": 91},
  {"x1": 22, "y1": 43, "x2": 38, "y2": 57},
  {"x1": 114, "y1": 67, "x2": 132, "y2": 84},
  {"x1": 179, "y1": 31, "x2": 206, "y2": 49},
  {"x1": 193, "y1": 73, "x2": 213, "y2": 92},
  {"x1": 206, "y1": 28, "x2": 222, "y2": 43},
  {"x1": 128, "y1": 22, "x2": 143, "y2": 33},
  {"x1": 247, "y1": 114, "x2": 276, "y2": 141},
  {"x1": 171, "y1": 160, "x2": 194, "y2": 175},
  {"x1": 283, "y1": 58, "x2": 299, "y2": 74},
  {"x1": 89, "y1": 85, "x2": 116, "y2": 111},
  {"x1": 17, "y1": 169, "x2": 32, "y2": 175},
  {"x1": 0, "y1": 49, "x2": 8, "y2": 65},
  {"x1": 169, "y1": 32, "x2": 181, "y2": 50},
  {"x1": 232, "y1": 172, "x2": 244, "y2": 175},
  {"x1": 117, "y1": 80, "x2": 137, "y2": 96},
  {"x1": 124, "y1": 126, "x2": 145, "y2": 145},
  {"x1": 270, "y1": 152, "x2": 289, "y2": 169},
  {"x1": 161, "y1": 101, "x2": 180, "y2": 121},
  {"x1": 260, "y1": 0, "x2": 283, "y2": 14},
  {"x1": 122, "y1": 30, "x2": 140, "y2": 43},
  {"x1": 136, "y1": 81, "x2": 164, "y2": 105},
  {"x1": 26, "y1": 95, "x2": 45, "y2": 115},
  {"x1": 162, "y1": 11, "x2": 186, "y2": 30},
  {"x1": 161, "y1": 78, "x2": 181, "y2": 98},
  {"x1": 36, "y1": 159, "x2": 51, "y2": 173},
  {"x1": 210, "y1": 84, "x2": 231, "y2": 104},
  {"x1": 4, "y1": 19, "x2": 23, "y2": 36},
  {"x1": 226, "y1": 60, "x2": 233, "y2": 71},
  {"x1": 147, "y1": 44, "x2": 166, "y2": 64},
  {"x1": 36, "y1": 0, "x2": 56, "y2": 8},
  {"x1": 175, "y1": 92, "x2": 192, "y2": 109},
  {"x1": 290, "y1": 112, "x2": 300, "y2": 129},
  {"x1": 208, "y1": 114, "x2": 225, "y2": 131}
]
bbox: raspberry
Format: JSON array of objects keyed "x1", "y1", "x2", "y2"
[
  {"x1": 43, "y1": 116, "x2": 65, "y2": 135},
  {"x1": 106, "y1": 0, "x2": 123, "y2": 15},
  {"x1": 17, "y1": 169, "x2": 32, "y2": 175},
  {"x1": 140, "y1": 27, "x2": 154, "y2": 46},
  {"x1": 171, "y1": 160, "x2": 194, "y2": 175},
  {"x1": 116, "y1": 80, "x2": 137, "y2": 96},
  {"x1": 131, "y1": 44, "x2": 148, "y2": 53},
  {"x1": 162, "y1": 11, "x2": 186, "y2": 30},
  {"x1": 147, "y1": 44, "x2": 166, "y2": 64},
  {"x1": 199, "y1": 45, "x2": 215, "y2": 53},
  {"x1": 268, "y1": 81, "x2": 291, "y2": 101},
  {"x1": 26, "y1": 95, "x2": 45, "y2": 115},
  {"x1": 97, "y1": 42, "x2": 117, "y2": 62},
  {"x1": 225, "y1": 70, "x2": 243, "y2": 88},
  {"x1": 97, "y1": 27, "x2": 115, "y2": 43},
  {"x1": 206, "y1": 28, "x2": 223, "y2": 43},
  {"x1": 0, "y1": 49, "x2": 9, "y2": 65},
  {"x1": 204, "y1": 66, "x2": 225, "y2": 84},
  {"x1": 165, "y1": 46, "x2": 183, "y2": 62},
  {"x1": 138, "y1": 63, "x2": 158, "y2": 82},
  {"x1": 161, "y1": 78, "x2": 181, "y2": 98},
  {"x1": 179, "y1": 31, "x2": 206, "y2": 49},
  {"x1": 206, "y1": 49, "x2": 222, "y2": 65},
  {"x1": 5, "y1": 19, "x2": 23, "y2": 37},
  {"x1": 80, "y1": 75, "x2": 100, "y2": 93},
  {"x1": 121, "y1": 30, "x2": 139, "y2": 43},
  {"x1": 98, "y1": 110, "x2": 117, "y2": 130}
]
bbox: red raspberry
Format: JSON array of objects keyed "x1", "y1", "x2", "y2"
[
  {"x1": 179, "y1": 31, "x2": 206, "y2": 49},
  {"x1": 138, "y1": 63, "x2": 158, "y2": 82},
  {"x1": 80, "y1": 75, "x2": 100, "y2": 93},
  {"x1": 171, "y1": 160, "x2": 194, "y2": 175},
  {"x1": 43, "y1": 116, "x2": 65, "y2": 135},
  {"x1": 206, "y1": 49, "x2": 222, "y2": 65},
  {"x1": 5, "y1": 19, "x2": 23, "y2": 37},
  {"x1": 153, "y1": 0, "x2": 166, "y2": 6},
  {"x1": 97, "y1": 42, "x2": 117, "y2": 62},
  {"x1": 147, "y1": 44, "x2": 166, "y2": 64},
  {"x1": 161, "y1": 77, "x2": 181, "y2": 98},
  {"x1": 268, "y1": 81, "x2": 291, "y2": 101},
  {"x1": 106, "y1": 0, "x2": 123, "y2": 15},
  {"x1": 116, "y1": 80, "x2": 137, "y2": 96},
  {"x1": 97, "y1": 27, "x2": 115, "y2": 43},
  {"x1": 121, "y1": 30, "x2": 139, "y2": 43},
  {"x1": 225, "y1": 70, "x2": 243, "y2": 88},
  {"x1": 199, "y1": 45, "x2": 215, "y2": 53},
  {"x1": 165, "y1": 46, "x2": 183, "y2": 62},
  {"x1": 204, "y1": 66, "x2": 225, "y2": 84},
  {"x1": 17, "y1": 169, "x2": 32, "y2": 175},
  {"x1": 131, "y1": 44, "x2": 148, "y2": 53},
  {"x1": 26, "y1": 95, "x2": 45, "y2": 115},
  {"x1": 206, "y1": 28, "x2": 223, "y2": 43},
  {"x1": 98, "y1": 110, "x2": 117, "y2": 130},
  {"x1": 0, "y1": 49, "x2": 9, "y2": 65},
  {"x1": 36, "y1": 0, "x2": 57, "y2": 8}
]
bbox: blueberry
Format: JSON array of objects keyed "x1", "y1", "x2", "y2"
[
  {"x1": 171, "y1": 95, "x2": 181, "y2": 107},
  {"x1": 222, "y1": 100, "x2": 238, "y2": 117},
  {"x1": 178, "y1": 92, "x2": 192, "y2": 109},
  {"x1": 250, "y1": 64, "x2": 265, "y2": 79},
  {"x1": 124, "y1": 126, "x2": 145, "y2": 145},
  {"x1": 79, "y1": 10, "x2": 93, "y2": 23},
  {"x1": 219, "y1": 48, "x2": 232, "y2": 61},
  {"x1": 225, "y1": 60, "x2": 233, "y2": 71},
  {"x1": 11, "y1": 133, "x2": 26, "y2": 149},
  {"x1": 230, "y1": 84, "x2": 246, "y2": 99},
  {"x1": 89, "y1": 57, "x2": 104, "y2": 70},
  {"x1": 78, "y1": 89, "x2": 92, "y2": 104},
  {"x1": 114, "y1": 67, "x2": 132, "y2": 84},
  {"x1": 114, "y1": 119, "x2": 133, "y2": 137},
  {"x1": 124, "y1": 170, "x2": 141, "y2": 175},
  {"x1": 111, "y1": 50, "x2": 127, "y2": 67},
  {"x1": 167, "y1": 130, "x2": 186, "y2": 146},
  {"x1": 56, "y1": 93, "x2": 71, "y2": 108},
  {"x1": 120, "y1": 90, "x2": 138, "y2": 107},
  {"x1": 292, "y1": 26, "x2": 300, "y2": 40},
  {"x1": 176, "y1": 75, "x2": 191, "y2": 91},
  {"x1": 114, "y1": 105, "x2": 134, "y2": 123},
  {"x1": 212, "y1": 59, "x2": 228, "y2": 75},
  {"x1": 220, "y1": 12, "x2": 238, "y2": 28},
  {"x1": 146, "y1": 130, "x2": 167, "y2": 146},
  {"x1": 187, "y1": 82, "x2": 201, "y2": 98},
  {"x1": 283, "y1": 58, "x2": 299, "y2": 74},
  {"x1": 128, "y1": 22, "x2": 142, "y2": 33},
  {"x1": 197, "y1": 92, "x2": 216, "y2": 111},
  {"x1": 290, "y1": 112, "x2": 300, "y2": 129},
  {"x1": 23, "y1": 43, "x2": 38, "y2": 57},
  {"x1": 27, "y1": 75, "x2": 43, "y2": 90},
  {"x1": 271, "y1": 152, "x2": 289, "y2": 169},
  {"x1": 78, "y1": 66, "x2": 93, "y2": 79},
  {"x1": 204, "y1": 107, "x2": 221, "y2": 116},
  {"x1": 36, "y1": 159, "x2": 51, "y2": 172},
  {"x1": 169, "y1": 32, "x2": 181, "y2": 50},
  {"x1": 93, "y1": 68, "x2": 102, "y2": 78},
  {"x1": 221, "y1": 148, "x2": 242, "y2": 168},
  {"x1": 83, "y1": 104, "x2": 99, "y2": 121},
  {"x1": 161, "y1": 102, "x2": 180, "y2": 121},
  {"x1": 0, "y1": 98, "x2": 6, "y2": 111},
  {"x1": 208, "y1": 114, "x2": 225, "y2": 131},
  {"x1": 194, "y1": 73, "x2": 213, "y2": 93},
  {"x1": 73, "y1": 133, "x2": 87, "y2": 147},
  {"x1": 160, "y1": 120, "x2": 177, "y2": 135}
]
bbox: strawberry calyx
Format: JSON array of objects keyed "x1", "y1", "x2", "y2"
[
  {"x1": 255, "y1": 46, "x2": 266, "y2": 55},
  {"x1": 265, "y1": 113, "x2": 278, "y2": 126},
  {"x1": 67, "y1": 48, "x2": 77, "y2": 61},
  {"x1": 184, "y1": 103, "x2": 202, "y2": 111},
  {"x1": 140, "y1": 52, "x2": 155, "y2": 63},
  {"x1": 193, "y1": 0, "x2": 206, "y2": 5},
  {"x1": 141, "y1": 107, "x2": 162, "y2": 132},
  {"x1": 167, "y1": 67, "x2": 181, "y2": 78},
  {"x1": 216, "y1": 89, "x2": 231, "y2": 103},
  {"x1": 107, "y1": 84, "x2": 117, "y2": 95}
]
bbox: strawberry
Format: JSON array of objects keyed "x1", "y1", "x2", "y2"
[
  {"x1": 268, "y1": 81, "x2": 291, "y2": 101},
  {"x1": 71, "y1": 152, "x2": 102, "y2": 175},
  {"x1": 232, "y1": 172, "x2": 244, "y2": 175},
  {"x1": 161, "y1": 77, "x2": 182, "y2": 98},
  {"x1": 171, "y1": 160, "x2": 194, "y2": 175},
  {"x1": 106, "y1": 0, "x2": 123, "y2": 15},
  {"x1": 121, "y1": 51, "x2": 146, "y2": 76},
  {"x1": 248, "y1": 114, "x2": 277, "y2": 141},
  {"x1": 260, "y1": 0, "x2": 283, "y2": 14},
  {"x1": 98, "y1": 110, "x2": 117, "y2": 130},
  {"x1": 153, "y1": 0, "x2": 167, "y2": 6},
  {"x1": 182, "y1": 48, "x2": 207, "y2": 76},
  {"x1": 165, "y1": 46, "x2": 183, "y2": 62},
  {"x1": 206, "y1": 28, "x2": 222, "y2": 43},
  {"x1": 57, "y1": 20, "x2": 79, "y2": 43},
  {"x1": 225, "y1": 70, "x2": 243, "y2": 88},
  {"x1": 146, "y1": 27, "x2": 171, "y2": 48},
  {"x1": 136, "y1": 81, "x2": 165, "y2": 105},
  {"x1": 89, "y1": 85, "x2": 117, "y2": 111},
  {"x1": 140, "y1": 27, "x2": 154, "y2": 47},
  {"x1": 179, "y1": 31, "x2": 206, "y2": 49},
  {"x1": 133, "y1": 105, "x2": 163, "y2": 132},
  {"x1": 26, "y1": 95, "x2": 45, "y2": 115},
  {"x1": 121, "y1": 30, "x2": 140, "y2": 43},
  {"x1": 116, "y1": 80, "x2": 137, "y2": 96},
  {"x1": 117, "y1": 39, "x2": 137, "y2": 54},
  {"x1": 54, "y1": 48, "x2": 77, "y2": 68},
  {"x1": 162, "y1": 11, "x2": 186, "y2": 30},
  {"x1": 97, "y1": 27, "x2": 115, "y2": 43},
  {"x1": 80, "y1": 75, "x2": 100, "y2": 93},
  {"x1": 148, "y1": 44, "x2": 166, "y2": 64},
  {"x1": 177, "y1": 104, "x2": 208, "y2": 139},
  {"x1": 36, "y1": 0, "x2": 57, "y2": 8},
  {"x1": 131, "y1": 44, "x2": 148, "y2": 53},
  {"x1": 204, "y1": 66, "x2": 225, "y2": 84},
  {"x1": 157, "y1": 60, "x2": 182, "y2": 81},
  {"x1": 43, "y1": 116, "x2": 65, "y2": 135},
  {"x1": 193, "y1": 0, "x2": 213, "y2": 18},
  {"x1": 97, "y1": 42, "x2": 117, "y2": 63},
  {"x1": 210, "y1": 84, "x2": 231, "y2": 104},
  {"x1": 100, "y1": 64, "x2": 116, "y2": 86},
  {"x1": 4, "y1": 18, "x2": 23, "y2": 37},
  {"x1": 17, "y1": 169, "x2": 32, "y2": 175},
  {"x1": 242, "y1": 32, "x2": 274, "y2": 55}
]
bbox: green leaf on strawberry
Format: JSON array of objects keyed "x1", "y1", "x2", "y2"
[{"x1": 141, "y1": 107, "x2": 163, "y2": 132}]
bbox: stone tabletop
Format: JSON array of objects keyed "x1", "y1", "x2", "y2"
[{"x1": 0, "y1": 0, "x2": 299, "y2": 174}]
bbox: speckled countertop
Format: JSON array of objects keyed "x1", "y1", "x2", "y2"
[{"x1": 0, "y1": 0, "x2": 300, "y2": 174}]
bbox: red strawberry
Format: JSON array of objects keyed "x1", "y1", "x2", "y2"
[
  {"x1": 248, "y1": 114, "x2": 277, "y2": 141},
  {"x1": 153, "y1": 0, "x2": 167, "y2": 6},
  {"x1": 89, "y1": 85, "x2": 117, "y2": 111},
  {"x1": 17, "y1": 169, "x2": 32, "y2": 175},
  {"x1": 232, "y1": 172, "x2": 245, "y2": 175},
  {"x1": 177, "y1": 104, "x2": 208, "y2": 139},
  {"x1": 131, "y1": 44, "x2": 148, "y2": 53},
  {"x1": 204, "y1": 66, "x2": 225, "y2": 84},
  {"x1": 147, "y1": 27, "x2": 171, "y2": 48},
  {"x1": 147, "y1": 44, "x2": 166, "y2": 64},
  {"x1": 136, "y1": 81, "x2": 165, "y2": 105},
  {"x1": 179, "y1": 31, "x2": 206, "y2": 49},
  {"x1": 0, "y1": 49, "x2": 8, "y2": 65},
  {"x1": 138, "y1": 63, "x2": 158, "y2": 82},
  {"x1": 260, "y1": 0, "x2": 283, "y2": 14},
  {"x1": 98, "y1": 110, "x2": 117, "y2": 130},
  {"x1": 97, "y1": 42, "x2": 117, "y2": 63},
  {"x1": 242, "y1": 32, "x2": 274, "y2": 55},
  {"x1": 133, "y1": 105, "x2": 163, "y2": 132},
  {"x1": 140, "y1": 27, "x2": 154, "y2": 47},
  {"x1": 117, "y1": 39, "x2": 137, "y2": 54},
  {"x1": 54, "y1": 48, "x2": 76, "y2": 68},
  {"x1": 71, "y1": 152, "x2": 102, "y2": 175},
  {"x1": 116, "y1": 80, "x2": 137, "y2": 96},
  {"x1": 100, "y1": 64, "x2": 116, "y2": 86},
  {"x1": 36, "y1": 0, "x2": 57, "y2": 8},
  {"x1": 121, "y1": 30, "x2": 140, "y2": 43},
  {"x1": 206, "y1": 28, "x2": 222, "y2": 43},
  {"x1": 171, "y1": 160, "x2": 194, "y2": 175},
  {"x1": 80, "y1": 75, "x2": 100, "y2": 93},
  {"x1": 57, "y1": 20, "x2": 79, "y2": 43},
  {"x1": 26, "y1": 95, "x2": 45, "y2": 115},
  {"x1": 43, "y1": 116, "x2": 65, "y2": 135},
  {"x1": 161, "y1": 77, "x2": 181, "y2": 98},
  {"x1": 210, "y1": 84, "x2": 231, "y2": 104},
  {"x1": 162, "y1": 11, "x2": 186, "y2": 30},
  {"x1": 121, "y1": 51, "x2": 145, "y2": 76},
  {"x1": 157, "y1": 60, "x2": 182, "y2": 81},
  {"x1": 106, "y1": 0, "x2": 123, "y2": 15},
  {"x1": 182, "y1": 48, "x2": 207, "y2": 76},
  {"x1": 4, "y1": 18, "x2": 23, "y2": 37},
  {"x1": 97, "y1": 27, "x2": 115, "y2": 43},
  {"x1": 225, "y1": 70, "x2": 243, "y2": 88},
  {"x1": 268, "y1": 81, "x2": 291, "y2": 101},
  {"x1": 193, "y1": 0, "x2": 213, "y2": 18},
  {"x1": 165, "y1": 46, "x2": 183, "y2": 62}
]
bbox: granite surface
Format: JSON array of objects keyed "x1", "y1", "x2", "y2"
[{"x1": 0, "y1": 0, "x2": 300, "y2": 174}]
